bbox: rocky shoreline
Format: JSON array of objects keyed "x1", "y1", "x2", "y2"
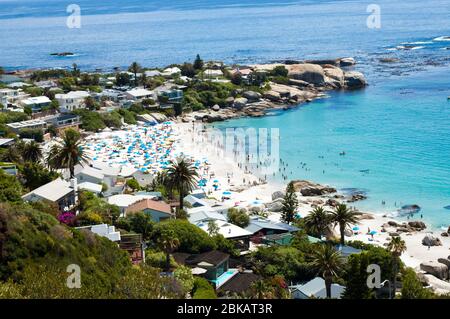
[{"x1": 181, "y1": 58, "x2": 367, "y2": 123}]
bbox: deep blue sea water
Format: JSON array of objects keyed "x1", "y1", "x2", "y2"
[{"x1": 0, "y1": 0, "x2": 449, "y2": 228}]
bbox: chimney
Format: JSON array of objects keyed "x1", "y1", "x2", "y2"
[{"x1": 70, "y1": 178, "x2": 78, "y2": 203}]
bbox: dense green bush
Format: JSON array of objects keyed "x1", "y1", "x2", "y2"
[{"x1": 192, "y1": 277, "x2": 216, "y2": 299}]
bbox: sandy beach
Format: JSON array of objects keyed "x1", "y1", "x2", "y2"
[{"x1": 174, "y1": 121, "x2": 450, "y2": 270}]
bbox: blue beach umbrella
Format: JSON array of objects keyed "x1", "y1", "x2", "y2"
[
  {"x1": 222, "y1": 191, "x2": 232, "y2": 195},
  {"x1": 369, "y1": 230, "x2": 377, "y2": 235},
  {"x1": 352, "y1": 226, "x2": 360, "y2": 231}
]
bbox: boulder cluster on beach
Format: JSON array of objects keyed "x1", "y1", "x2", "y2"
[{"x1": 182, "y1": 57, "x2": 367, "y2": 123}]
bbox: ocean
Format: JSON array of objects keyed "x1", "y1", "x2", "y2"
[{"x1": 0, "y1": 0, "x2": 449, "y2": 228}]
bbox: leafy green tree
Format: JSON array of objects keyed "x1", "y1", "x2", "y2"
[
  {"x1": 331, "y1": 203, "x2": 361, "y2": 246},
  {"x1": 115, "y1": 72, "x2": 131, "y2": 86},
  {"x1": 303, "y1": 206, "x2": 332, "y2": 239},
  {"x1": 151, "y1": 219, "x2": 216, "y2": 254},
  {"x1": 193, "y1": 54, "x2": 204, "y2": 70},
  {"x1": 126, "y1": 177, "x2": 140, "y2": 191},
  {"x1": 46, "y1": 129, "x2": 88, "y2": 178},
  {"x1": 270, "y1": 66, "x2": 289, "y2": 77},
  {"x1": 227, "y1": 207, "x2": 250, "y2": 228},
  {"x1": 192, "y1": 277, "x2": 216, "y2": 299},
  {"x1": 127, "y1": 212, "x2": 155, "y2": 241},
  {"x1": 173, "y1": 265, "x2": 195, "y2": 296},
  {"x1": 387, "y1": 236, "x2": 406, "y2": 298},
  {"x1": 166, "y1": 157, "x2": 199, "y2": 211},
  {"x1": 19, "y1": 162, "x2": 58, "y2": 190},
  {"x1": 0, "y1": 169, "x2": 23, "y2": 203},
  {"x1": 128, "y1": 62, "x2": 142, "y2": 87},
  {"x1": 49, "y1": 99, "x2": 59, "y2": 112},
  {"x1": 20, "y1": 140, "x2": 42, "y2": 163},
  {"x1": 281, "y1": 182, "x2": 298, "y2": 224},
  {"x1": 310, "y1": 244, "x2": 344, "y2": 299},
  {"x1": 207, "y1": 220, "x2": 220, "y2": 236},
  {"x1": 181, "y1": 62, "x2": 196, "y2": 77},
  {"x1": 401, "y1": 268, "x2": 433, "y2": 299},
  {"x1": 342, "y1": 252, "x2": 374, "y2": 299},
  {"x1": 155, "y1": 228, "x2": 180, "y2": 272},
  {"x1": 113, "y1": 265, "x2": 183, "y2": 299}
]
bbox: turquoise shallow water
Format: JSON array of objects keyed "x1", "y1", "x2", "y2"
[
  {"x1": 213, "y1": 67, "x2": 450, "y2": 229},
  {"x1": 0, "y1": 0, "x2": 449, "y2": 228}
]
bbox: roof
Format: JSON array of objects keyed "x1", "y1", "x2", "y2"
[
  {"x1": 0, "y1": 138, "x2": 14, "y2": 147},
  {"x1": 125, "y1": 88, "x2": 154, "y2": 98},
  {"x1": 184, "y1": 194, "x2": 208, "y2": 207},
  {"x1": 55, "y1": 91, "x2": 90, "y2": 99},
  {"x1": 22, "y1": 178, "x2": 73, "y2": 202},
  {"x1": 22, "y1": 96, "x2": 51, "y2": 105},
  {"x1": 185, "y1": 250, "x2": 229, "y2": 267},
  {"x1": 107, "y1": 194, "x2": 156, "y2": 208},
  {"x1": 6, "y1": 119, "x2": 46, "y2": 129},
  {"x1": 75, "y1": 165, "x2": 104, "y2": 180},
  {"x1": 290, "y1": 277, "x2": 345, "y2": 299},
  {"x1": 78, "y1": 182, "x2": 102, "y2": 193},
  {"x1": 219, "y1": 272, "x2": 261, "y2": 293},
  {"x1": 126, "y1": 198, "x2": 172, "y2": 215},
  {"x1": 195, "y1": 220, "x2": 252, "y2": 239},
  {"x1": 245, "y1": 217, "x2": 289, "y2": 234},
  {"x1": 188, "y1": 210, "x2": 227, "y2": 224}
]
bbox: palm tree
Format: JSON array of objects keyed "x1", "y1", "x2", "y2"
[
  {"x1": 331, "y1": 204, "x2": 362, "y2": 246},
  {"x1": 250, "y1": 280, "x2": 271, "y2": 299},
  {"x1": 157, "y1": 229, "x2": 180, "y2": 272},
  {"x1": 303, "y1": 206, "x2": 332, "y2": 239},
  {"x1": 166, "y1": 157, "x2": 199, "y2": 211},
  {"x1": 310, "y1": 244, "x2": 344, "y2": 299},
  {"x1": 387, "y1": 236, "x2": 406, "y2": 298},
  {"x1": 46, "y1": 129, "x2": 88, "y2": 178},
  {"x1": 128, "y1": 62, "x2": 141, "y2": 87},
  {"x1": 207, "y1": 220, "x2": 219, "y2": 236},
  {"x1": 21, "y1": 141, "x2": 43, "y2": 163}
]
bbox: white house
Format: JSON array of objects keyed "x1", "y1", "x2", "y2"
[
  {"x1": 22, "y1": 178, "x2": 77, "y2": 211},
  {"x1": 74, "y1": 165, "x2": 105, "y2": 185},
  {"x1": 204, "y1": 69, "x2": 223, "y2": 77},
  {"x1": 55, "y1": 91, "x2": 90, "y2": 112},
  {"x1": 124, "y1": 88, "x2": 156, "y2": 101},
  {"x1": 20, "y1": 96, "x2": 51, "y2": 113},
  {"x1": 0, "y1": 88, "x2": 29, "y2": 107},
  {"x1": 76, "y1": 224, "x2": 121, "y2": 242},
  {"x1": 194, "y1": 219, "x2": 252, "y2": 240},
  {"x1": 289, "y1": 277, "x2": 345, "y2": 299},
  {"x1": 162, "y1": 67, "x2": 181, "y2": 77}
]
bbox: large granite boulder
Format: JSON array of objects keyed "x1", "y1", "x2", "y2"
[
  {"x1": 265, "y1": 199, "x2": 284, "y2": 212},
  {"x1": 287, "y1": 63, "x2": 325, "y2": 85},
  {"x1": 300, "y1": 187, "x2": 323, "y2": 196},
  {"x1": 264, "y1": 90, "x2": 282, "y2": 102},
  {"x1": 438, "y1": 258, "x2": 450, "y2": 268},
  {"x1": 344, "y1": 71, "x2": 367, "y2": 89},
  {"x1": 420, "y1": 261, "x2": 449, "y2": 280},
  {"x1": 271, "y1": 191, "x2": 285, "y2": 201},
  {"x1": 339, "y1": 57, "x2": 356, "y2": 67},
  {"x1": 323, "y1": 65, "x2": 345, "y2": 88},
  {"x1": 422, "y1": 234, "x2": 443, "y2": 246},
  {"x1": 233, "y1": 97, "x2": 248, "y2": 110},
  {"x1": 243, "y1": 91, "x2": 262, "y2": 101},
  {"x1": 408, "y1": 221, "x2": 427, "y2": 231},
  {"x1": 419, "y1": 274, "x2": 450, "y2": 295}
]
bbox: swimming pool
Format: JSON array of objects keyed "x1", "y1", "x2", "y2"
[{"x1": 210, "y1": 269, "x2": 238, "y2": 288}]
